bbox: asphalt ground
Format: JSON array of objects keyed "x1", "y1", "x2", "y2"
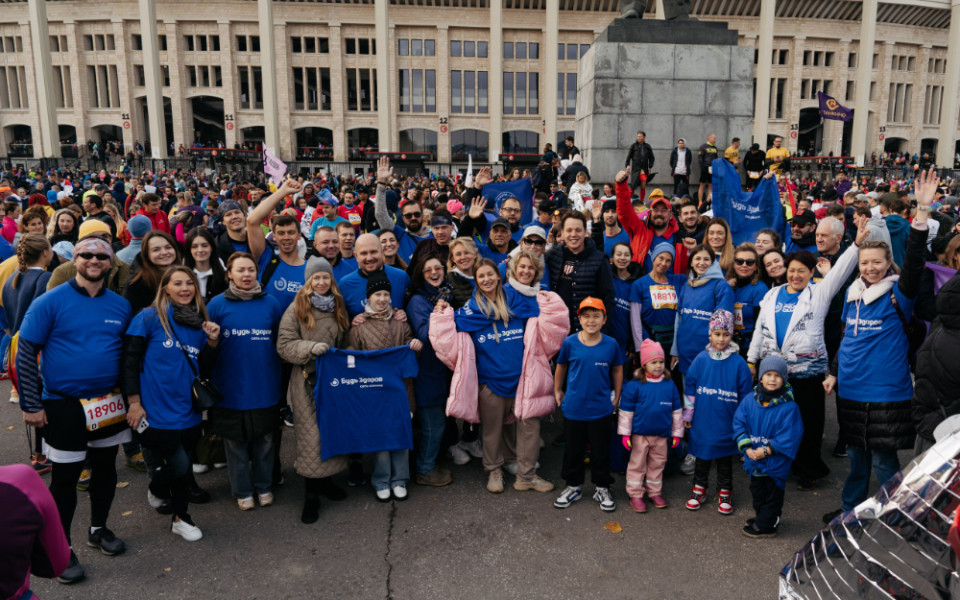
[{"x1": 1, "y1": 380, "x2": 897, "y2": 600}]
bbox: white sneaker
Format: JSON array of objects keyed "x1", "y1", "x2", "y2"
[
  {"x1": 213, "y1": 463, "x2": 227, "y2": 469},
  {"x1": 448, "y1": 444, "x2": 470, "y2": 465},
  {"x1": 9, "y1": 388, "x2": 18, "y2": 403},
  {"x1": 593, "y1": 487, "x2": 617, "y2": 512},
  {"x1": 192, "y1": 463, "x2": 210, "y2": 474},
  {"x1": 504, "y1": 461, "x2": 541, "y2": 476},
  {"x1": 237, "y1": 497, "x2": 255, "y2": 511},
  {"x1": 171, "y1": 517, "x2": 203, "y2": 542},
  {"x1": 458, "y1": 439, "x2": 483, "y2": 459},
  {"x1": 680, "y1": 453, "x2": 697, "y2": 476},
  {"x1": 375, "y1": 488, "x2": 391, "y2": 502},
  {"x1": 392, "y1": 485, "x2": 408, "y2": 500},
  {"x1": 147, "y1": 489, "x2": 164, "y2": 509}
]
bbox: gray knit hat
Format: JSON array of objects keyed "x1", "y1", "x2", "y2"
[
  {"x1": 304, "y1": 256, "x2": 333, "y2": 280},
  {"x1": 758, "y1": 355, "x2": 789, "y2": 381}
]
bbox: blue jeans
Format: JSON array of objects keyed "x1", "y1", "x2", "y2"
[
  {"x1": 416, "y1": 405, "x2": 446, "y2": 475},
  {"x1": 841, "y1": 445, "x2": 900, "y2": 511},
  {"x1": 371, "y1": 449, "x2": 410, "y2": 491},
  {"x1": 223, "y1": 433, "x2": 274, "y2": 498}
]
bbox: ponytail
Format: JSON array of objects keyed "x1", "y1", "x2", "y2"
[{"x1": 12, "y1": 233, "x2": 51, "y2": 290}]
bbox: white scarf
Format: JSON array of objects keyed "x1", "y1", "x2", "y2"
[{"x1": 507, "y1": 276, "x2": 540, "y2": 297}]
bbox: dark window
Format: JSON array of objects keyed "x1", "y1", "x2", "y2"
[
  {"x1": 412, "y1": 39, "x2": 422, "y2": 56},
  {"x1": 399, "y1": 39, "x2": 409, "y2": 55},
  {"x1": 464, "y1": 41, "x2": 475, "y2": 57},
  {"x1": 477, "y1": 41, "x2": 487, "y2": 57},
  {"x1": 450, "y1": 40, "x2": 461, "y2": 57},
  {"x1": 451, "y1": 70, "x2": 462, "y2": 113},
  {"x1": 529, "y1": 43, "x2": 539, "y2": 59},
  {"x1": 516, "y1": 42, "x2": 526, "y2": 59},
  {"x1": 237, "y1": 35, "x2": 247, "y2": 52},
  {"x1": 292, "y1": 37, "x2": 302, "y2": 53},
  {"x1": 425, "y1": 40, "x2": 435, "y2": 56},
  {"x1": 503, "y1": 42, "x2": 513, "y2": 59},
  {"x1": 305, "y1": 37, "x2": 315, "y2": 53},
  {"x1": 451, "y1": 129, "x2": 488, "y2": 161}
]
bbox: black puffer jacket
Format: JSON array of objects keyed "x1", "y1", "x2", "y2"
[
  {"x1": 545, "y1": 237, "x2": 615, "y2": 332},
  {"x1": 912, "y1": 270, "x2": 960, "y2": 443}
]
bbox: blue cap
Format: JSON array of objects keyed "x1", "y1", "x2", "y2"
[{"x1": 127, "y1": 214, "x2": 153, "y2": 239}]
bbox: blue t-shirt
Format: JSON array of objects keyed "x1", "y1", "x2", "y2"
[
  {"x1": 207, "y1": 294, "x2": 285, "y2": 411},
  {"x1": 257, "y1": 246, "x2": 306, "y2": 311},
  {"x1": 630, "y1": 273, "x2": 686, "y2": 347},
  {"x1": 338, "y1": 266, "x2": 411, "y2": 317},
  {"x1": 309, "y1": 215, "x2": 348, "y2": 240},
  {"x1": 395, "y1": 228, "x2": 433, "y2": 264},
  {"x1": 18, "y1": 282, "x2": 131, "y2": 399},
  {"x1": 733, "y1": 281, "x2": 769, "y2": 337},
  {"x1": 619, "y1": 378, "x2": 682, "y2": 438},
  {"x1": 0, "y1": 236, "x2": 14, "y2": 260},
  {"x1": 556, "y1": 333, "x2": 623, "y2": 421},
  {"x1": 642, "y1": 235, "x2": 673, "y2": 271},
  {"x1": 684, "y1": 350, "x2": 753, "y2": 460},
  {"x1": 838, "y1": 285, "x2": 915, "y2": 403},
  {"x1": 125, "y1": 307, "x2": 207, "y2": 430},
  {"x1": 455, "y1": 304, "x2": 526, "y2": 398},
  {"x1": 602, "y1": 229, "x2": 631, "y2": 257},
  {"x1": 610, "y1": 275, "x2": 633, "y2": 358},
  {"x1": 674, "y1": 275, "x2": 734, "y2": 373},
  {"x1": 774, "y1": 286, "x2": 801, "y2": 349},
  {"x1": 476, "y1": 242, "x2": 510, "y2": 264},
  {"x1": 231, "y1": 239, "x2": 250, "y2": 254},
  {"x1": 314, "y1": 346, "x2": 419, "y2": 460},
  {"x1": 332, "y1": 256, "x2": 358, "y2": 281}
]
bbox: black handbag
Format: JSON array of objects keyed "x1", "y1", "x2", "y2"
[{"x1": 171, "y1": 329, "x2": 222, "y2": 413}]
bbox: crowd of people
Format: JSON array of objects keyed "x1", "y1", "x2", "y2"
[{"x1": 1, "y1": 135, "x2": 959, "y2": 596}]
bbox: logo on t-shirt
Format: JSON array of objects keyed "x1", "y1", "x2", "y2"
[
  {"x1": 163, "y1": 338, "x2": 174, "y2": 349},
  {"x1": 478, "y1": 334, "x2": 487, "y2": 343},
  {"x1": 774, "y1": 301, "x2": 796, "y2": 314},
  {"x1": 330, "y1": 378, "x2": 340, "y2": 387},
  {"x1": 272, "y1": 277, "x2": 303, "y2": 294}
]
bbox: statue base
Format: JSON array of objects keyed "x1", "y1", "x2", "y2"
[{"x1": 597, "y1": 18, "x2": 739, "y2": 46}]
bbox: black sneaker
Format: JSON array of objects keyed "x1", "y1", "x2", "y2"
[
  {"x1": 832, "y1": 441, "x2": 848, "y2": 458},
  {"x1": 281, "y1": 407, "x2": 294, "y2": 428},
  {"x1": 87, "y1": 527, "x2": 126, "y2": 556},
  {"x1": 58, "y1": 551, "x2": 85, "y2": 584},
  {"x1": 347, "y1": 461, "x2": 366, "y2": 487},
  {"x1": 189, "y1": 484, "x2": 211, "y2": 504},
  {"x1": 822, "y1": 508, "x2": 843, "y2": 524},
  {"x1": 741, "y1": 523, "x2": 778, "y2": 538}
]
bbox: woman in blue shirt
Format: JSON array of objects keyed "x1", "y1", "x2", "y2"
[
  {"x1": 207, "y1": 253, "x2": 285, "y2": 511},
  {"x1": 122, "y1": 266, "x2": 220, "y2": 543},
  {"x1": 608, "y1": 242, "x2": 644, "y2": 368},
  {"x1": 725, "y1": 243, "x2": 768, "y2": 359}
]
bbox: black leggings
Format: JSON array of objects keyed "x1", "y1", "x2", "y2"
[{"x1": 49, "y1": 445, "x2": 119, "y2": 545}]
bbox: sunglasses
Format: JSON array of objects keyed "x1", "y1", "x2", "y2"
[
  {"x1": 78, "y1": 252, "x2": 111, "y2": 261},
  {"x1": 522, "y1": 238, "x2": 547, "y2": 247},
  {"x1": 790, "y1": 222, "x2": 809, "y2": 228},
  {"x1": 402, "y1": 212, "x2": 422, "y2": 219},
  {"x1": 734, "y1": 258, "x2": 756, "y2": 266}
]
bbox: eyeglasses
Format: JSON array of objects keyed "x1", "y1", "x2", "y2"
[
  {"x1": 78, "y1": 252, "x2": 111, "y2": 261},
  {"x1": 500, "y1": 207, "x2": 521, "y2": 214},
  {"x1": 522, "y1": 238, "x2": 547, "y2": 247},
  {"x1": 402, "y1": 212, "x2": 422, "y2": 219},
  {"x1": 734, "y1": 258, "x2": 756, "y2": 266}
]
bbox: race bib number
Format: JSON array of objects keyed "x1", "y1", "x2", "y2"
[
  {"x1": 80, "y1": 391, "x2": 126, "y2": 432},
  {"x1": 348, "y1": 213, "x2": 361, "y2": 226},
  {"x1": 734, "y1": 303, "x2": 744, "y2": 331},
  {"x1": 649, "y1": 285, "x2": 678, "y2": 310},
  {"x1": 708, "y1": 166, "x2": 713, "y2": 174},
  {"x1": 748, "y1": 171, "x2": 761, "y2": 179}
]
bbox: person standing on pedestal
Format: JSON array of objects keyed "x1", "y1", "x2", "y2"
[
  {"x1": 625, "y1": 132, "x2": 655, "y2": 201},
  {"x1": 697, "y1": 134, "x2": 719, "y2": 209}
]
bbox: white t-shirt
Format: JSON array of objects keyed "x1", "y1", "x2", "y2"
[{"x1": 675, "y1": 149, "x2": 688, "y2": 175}]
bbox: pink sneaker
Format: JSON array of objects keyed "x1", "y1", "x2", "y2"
[
  {"x1": 630, "y1": 497, "x2": 648, "y2": 513},
  {"x1": 649, "y1": 495, "x2": 668, "y2": 509}
]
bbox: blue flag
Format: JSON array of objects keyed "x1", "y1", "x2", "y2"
[
  {"x1": 711, "y1": 159, "x2": 783, "y2": 246},
  {"x1": 481, "y1": 177, "x2": 535, "y2": 225},
  {"x1": 314, "y1": 346, "x2": 419, "y2": 460}
]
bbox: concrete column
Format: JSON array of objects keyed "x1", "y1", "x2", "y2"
[
  {"x1": 851, "y1": 0, "x2": 877, "y2": 165},
  {"x1": 257, "y1": 0, "x2": 281, "y2": 153},
  {"x1": 489, "y1": 0, "x2": 503, "y2": 162},
  {"x1": 436, "y1": 25, "x2": 451, "y2": 162},
  {"x1": 63, "y1": 22, "x2": 89, "y2": 150},
  {"x1": 164, "y1": 21, "x2": 191, "y2": 150},
  {"x1": 544, "y1": 0, "x2": 559, "y2": 153},
  {"x1": 374, "y1": 0, "x2": 392, "y2": 151},
  {"x1": 27, "y1": 0, "x2": 61, "y2": 157},
  {"x1": 138, "y1": 0, "x2": 167, "y2": 158},
  {"x1": 751, "y1": 0, "x2": 774, "y2": 148},
  {"x1": 218, "y1": 21, "x2": 238, "y2": 149},
  {"x1": 328, "y1": 23, "x2": 348, "y2": 161},
  {"x1": 936, "y1": 0, "x2": 960, "y2": 168},
  {"x1": 272, "y1": 21, "x2": 294, "y2": 158}
]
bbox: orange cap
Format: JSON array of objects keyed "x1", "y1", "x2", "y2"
[{"x1": 577, "y1": 297, "x2": 606, "y2": 315}]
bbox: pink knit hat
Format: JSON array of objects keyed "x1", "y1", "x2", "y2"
[
  {"x1": 709, "y1": 309, "x2": 734, "y2": 334},
  {"x1": 639, "y1": 338, "x2": 664, "y2": 367}
]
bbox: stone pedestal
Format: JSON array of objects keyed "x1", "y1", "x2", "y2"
[{"x1": 575, "y1": 20, "x2": 754, "y2": 192}]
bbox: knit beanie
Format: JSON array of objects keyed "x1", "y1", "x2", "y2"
[
  {"x1": 366, "y1": 270, "x2": 391, "y2": 299},
  {"x1": 709, "y1": 308, "x2": 734, "y2": 334},
  {"x1": 639, "y1": 338, "x2": 665, "y2": 367},
  {"x1": 78, "y1": 219, "x2": 110, "y2": 239},
  {"x1": 127, "y1": 214, "x2": 152, "y2": 239},
  {"x1": 651, "y1": 241, "x2": 675, "y2": 262},
  {"x1": 304, "y1": 256, "x2": 333, "y2": 281},
  {"x1": 218, "y1": 200, "x2": 242, "y2": 217},
  {"x1": 758, "y1": 355, "x2": 789, "y2": 381}
]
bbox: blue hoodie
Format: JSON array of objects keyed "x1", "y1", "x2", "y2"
[
  {"x1": 670, "y1": 261, "x2": 734, "y2": 373},
  {"x1": 733, "y1": 385, "x2": 804, "y2": 489},
  {"x1": 884, "y1": 214, "x2": 909, "y2": 267}
]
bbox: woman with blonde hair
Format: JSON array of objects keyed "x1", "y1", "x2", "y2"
[
  {"x1": 276, "y1": 257, "x2": 351, "y2": 524},
  {"x1": 446, "y1": 237, "x2": 480, "y2": 310},
  {"x1": 122, "y1": 266, "x2": 221, "y2": 542},
  {"x1": 103, "y1": 203, "x2": 128, "y2": 247},
  {"x1": 705, "y1": 217, "x2": 735, "y2": 272}
]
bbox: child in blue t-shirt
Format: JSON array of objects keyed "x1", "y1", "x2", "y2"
[
  {"x1": 682, "y1": 309, "x2": 753, "y2": 515},
  {"x1": 618, "y1": 339, "x2": 683, "y2": 513},
  {"x1": 553, "y1": 297, "x2": 624, "y2": 512},
  {"x1": 734, "y1": 355, "x2": 804, "y2": 538}
]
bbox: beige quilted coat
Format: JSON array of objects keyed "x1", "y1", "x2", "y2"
[{"x1": 276, "y1": 304, "x2": 349, "y2": 479}]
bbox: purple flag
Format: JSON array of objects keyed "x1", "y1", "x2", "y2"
[
  {"x1": 262, "y1": 145, "x2": 287, "y2": 184},
  {"x1": 926, "y1": 262, "x2": 957, "y2": 294},
  {"x1": 818, "y1": 91, "x2": 852, "y2": 121}
]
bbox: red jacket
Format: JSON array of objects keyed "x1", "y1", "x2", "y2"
[
  {"x1": 615, "y1": 181, "x2": 681, "y2": 271},
  {"x1": 135, "y1": 207, "x2": 171, "y2": 234}
]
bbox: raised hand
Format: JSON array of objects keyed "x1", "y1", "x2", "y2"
[
  {"x1": 474, "y1": 167, "x2": 493, "y2": 188},
  {"x1": 914, "y1": 167, "x2": 939, "y2": 211},
  {"x1": 615, "y1": 166, "x2": 630, "y2": 184},
  {"x1": 816, "y1": 257, "x2": 831, "y2": 277},
  {"x1": 855, "y1": 216, "x2": 870, "y2": 246},
  {"x1": 377, "y1": 156, "x2": 393, "y2": 184},
  {"x1": 591, "y1": 200, "x2": 602, "y2": 223},
  {"x1": 468, "y1": 196, "x2": 488, "y2": 220},
  {"x1": 202, "y1": 321, "x2": 221, "y2": 340},
  {"x1": 434, "y1": 299, "x2": 450, "y2": 313}
]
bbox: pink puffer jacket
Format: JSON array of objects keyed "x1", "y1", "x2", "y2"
[{"x1": 429, "y1": 290, "x2": 570, "y2": 424}]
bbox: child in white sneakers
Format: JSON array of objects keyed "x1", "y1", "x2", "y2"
[
  {"x1": 618, "y1": 339, "x2": 683, "y2": 513},
  {"x1": 553, "y1": 297, "x2": 624, "y2": 512},
  {"x1": 682, "y1": 309, "x2": 753, "y2": 515}
]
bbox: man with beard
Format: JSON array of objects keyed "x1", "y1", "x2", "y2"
[
  {"x1": 18, "y1": 236, "x2": 133, "y2": 584},
  {"x1": 615, "y1": 169, "x2": 680, "y2": 270},
  {"x1": 672, "y1": 197, "x2": 707, "y2": 274},
  {"x1": 374, "y1": 158, "x2": 432, "y2": 263},
  {"x1": 47, "y1": 222, "x2": 131, "y2": 293},
  {"x1": 338, "y1": 233, "x2": 411, "y2": 317},
  {"x1": 247, "y1": 179, "x2": 307, "y2": 311},
  {"x1": 215, "y1": 200, "x2": 249, "y2": 260},
  {"x1": 783, "y1": 208, "x2": 818, "y2": 253}
]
